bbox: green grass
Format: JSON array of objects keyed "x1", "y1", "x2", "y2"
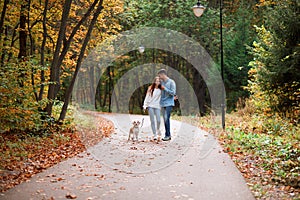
[{"x1": 73, "y1": 110, "x2": 98, "y2": 130}]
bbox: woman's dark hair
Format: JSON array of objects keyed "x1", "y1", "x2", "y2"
[{"x1": 149, "y1": 77, "x2": 160, "y2": 96}]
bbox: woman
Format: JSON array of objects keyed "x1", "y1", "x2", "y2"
[{"x1": 143, "y1": 77, "x2": 162, "y2": 140}]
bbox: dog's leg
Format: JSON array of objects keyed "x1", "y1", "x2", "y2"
[{"x1": 128, "y1": 132, "x2": 132, "y2": 142}]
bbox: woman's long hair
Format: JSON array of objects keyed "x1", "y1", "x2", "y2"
[{"x1": 148, "y1": 77, "x2": 160, "y2": 97}]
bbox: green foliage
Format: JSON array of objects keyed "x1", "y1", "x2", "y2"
[
  {"x1": 0, "y1": 60, "x2": 46, "y2": 132},
  {"x1": 223, "y1": 5, "x2": 255, "y2": 111},
  {"x1": 224, "y1": 120, "x2": 299, "y2": 187},
  {"x1": 247, "y1": 0, "x2": 300, "y2": 119},
  {"x1": 0, "y1": 59, "x2": 76, "y2": 133},
  {"x1": 122, "y1": 0, "x2": 221, "y2": 56},
  {"x1": 225, "y1": 99, "x2": 300, "y2": 190},
  {"x1": 117, "y1": 0, "x2": 258, "y2": 112}
]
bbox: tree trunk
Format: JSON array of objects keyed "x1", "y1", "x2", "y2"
[
  {"x1": 192, "y1": 67, "x2": 207, "y2": 115},
  {"x1": 0, "y1": 26, "x2": 8, "y2": 66},
  {"x1": 56, "y1": 0, "x2": 99, "y2": 73},
  {"x1": 0, "y1": 0, "x2": 9, "y2": 35},
  {"x1": 18, "y1": 1, "x2": 27, "y2": 60},
  {"x1": 89, "y1": 65, "x2": 95, "y2": 107},
  {"x1": 0, "y1": 0, "x2": 9, "y2": 66},
  {"x1": 38, "y1": 0, "x2": 48, "y2": 101},
  {"x1": 102, "y1": 80, "x2": 108, "y2": 108},
  {"x1": 59, "y1": 0, "x2": 104, "y2": 121},
  {"x1": 108, "y1": 65, "x2": 112, "y2": 112},
  {"x1": 18, "y1": 0, "x2": 30, "y2": 89},
  {"x1": 95, "y1": 66, "x2": 100, "y2": 109},
  {"x1": 25, "y1": 0, "x2": 39, "y2": 101},
  {"x1": 7, "y1": 23, "x2": 19, "y2": 63},
  {"x1": 45, "y1": 0, "x2": 72, "y2": 116}
]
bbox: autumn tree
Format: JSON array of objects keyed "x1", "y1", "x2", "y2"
[
  {"x1": 58, "y1": 0, "x2": 105, "y2": 121},
  {"x1": 247, "y1": 0, "x2": 300, "y2": 120},
  {"x1": 0, "y1": 0, "x2": 123, "y2": 132}
]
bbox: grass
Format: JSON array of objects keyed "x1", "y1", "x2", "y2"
[
  {"x1": 73, "y1": 109, "x2": 99, "y2": 130},
  {"x1": 73, "y1": 110, "x2": 115, "y2": 147}
]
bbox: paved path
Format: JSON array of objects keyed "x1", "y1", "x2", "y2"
[{"x1": 1, "y1": 113, "x2": 254, "y2": 200}]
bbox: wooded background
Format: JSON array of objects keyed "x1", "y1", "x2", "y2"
[{"x1": 0, "y1": 0, "x2": 299, "y2": 132}]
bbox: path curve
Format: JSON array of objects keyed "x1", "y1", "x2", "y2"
[{"x1": 0, "y1": 113, "x2": 254, "y2": 200}]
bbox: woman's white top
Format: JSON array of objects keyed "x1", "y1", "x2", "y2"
[{"x1": 143, "y1": 88, "x2": 161, "y2": 110}]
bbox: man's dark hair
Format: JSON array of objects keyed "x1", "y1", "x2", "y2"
[{"x1": 158, "y1": 69, "x2": 167, "y2": 75}]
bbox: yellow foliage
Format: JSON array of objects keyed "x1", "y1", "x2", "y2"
[
  {"x1": 0, "y1": 0, "x2": 124, "y2": 131},
  {"x1": 256, "y1": 0, "x2": 277, "y2": 7}
]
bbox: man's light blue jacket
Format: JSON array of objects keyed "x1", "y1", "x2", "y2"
[{"x1": 160, "y1": 78, "x2": 176, "y2": 107}]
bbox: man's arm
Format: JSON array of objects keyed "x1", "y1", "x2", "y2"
[{"x1": 162, "y1": 80, "x2": 176, "y2": 96}]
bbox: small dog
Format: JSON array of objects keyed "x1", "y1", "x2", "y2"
[{"x1": 128, "y1": 119, "x2": 144, "y2": 142}]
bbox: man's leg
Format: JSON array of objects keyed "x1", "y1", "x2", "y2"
[
  {"x1": 162, "y1": 107, "x2": 166, "y2": 136},
  {"x1": 163, "y1": 106, "x2": 172, "y2": 139}
]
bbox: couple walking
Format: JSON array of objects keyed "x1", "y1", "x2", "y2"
[{"x1": 143, "y1": 69, "x2": 176, "y2": 141}]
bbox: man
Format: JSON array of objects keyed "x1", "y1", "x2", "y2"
[{"x1": 157, "y1": 69, "x2": 176, "y2": 141}]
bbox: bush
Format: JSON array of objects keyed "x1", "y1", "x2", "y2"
[{"x1": 0, "y1": 62, "x2": 46, "y2": 132}]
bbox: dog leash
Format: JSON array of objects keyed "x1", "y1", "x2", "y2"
[{"x1": 140, "y1": 118, "x2": 144, "y2": 128}]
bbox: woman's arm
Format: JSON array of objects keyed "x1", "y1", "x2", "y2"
[{"x1": 143, "y1": 87, "x2": 151, "y2": 109}]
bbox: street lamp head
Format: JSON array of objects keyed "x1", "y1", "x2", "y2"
[
  {"x1": 192, "y1": 1, "x2": 205, "y2": 17},
  {"x1": 138, "y1": 46, "x2": 145, "y2": 53}
]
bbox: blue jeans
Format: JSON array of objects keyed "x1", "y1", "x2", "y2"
[
  {"x1": 162, "y1": 106, "x2": 172, "y2": 137},
  {"x1": 148, "y1": 107, "x2": 161, "y2": 136}
]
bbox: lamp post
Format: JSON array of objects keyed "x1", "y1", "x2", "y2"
[
  {"x1": 138, "y1": 46, "x2": 145, "y2": 54},
  {"x1": 192, "y1": 0, "x2": 225, "y2": 130}
]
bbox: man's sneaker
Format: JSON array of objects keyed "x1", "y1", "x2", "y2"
[
  {"x1": 162, "y1": 136, "x2": 171, "y2": 141},
  {"x1": 153, "y1": 135, "x2": 158, "y2": 140}
]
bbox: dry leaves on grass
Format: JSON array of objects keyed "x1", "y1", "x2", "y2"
[
  {"x1": 76, "y1": 112, "x2": 115, "y2": 147},
  {"x1": 0, "y1": 114, "x2": 114, "y2": 192},
  {"x1": 228, "y1": 149, "x2": 300, "y2": 199},
  {"x1": 0, "y1": 130, "x2": 85, "y2": 192},
  {"x1": 218, "y1": 134, "x2": 299, "y2": 198}
]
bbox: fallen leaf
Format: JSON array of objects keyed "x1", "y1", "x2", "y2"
[{"x1": 66, "y1": 193, "x2": 77, "y2": 199}]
